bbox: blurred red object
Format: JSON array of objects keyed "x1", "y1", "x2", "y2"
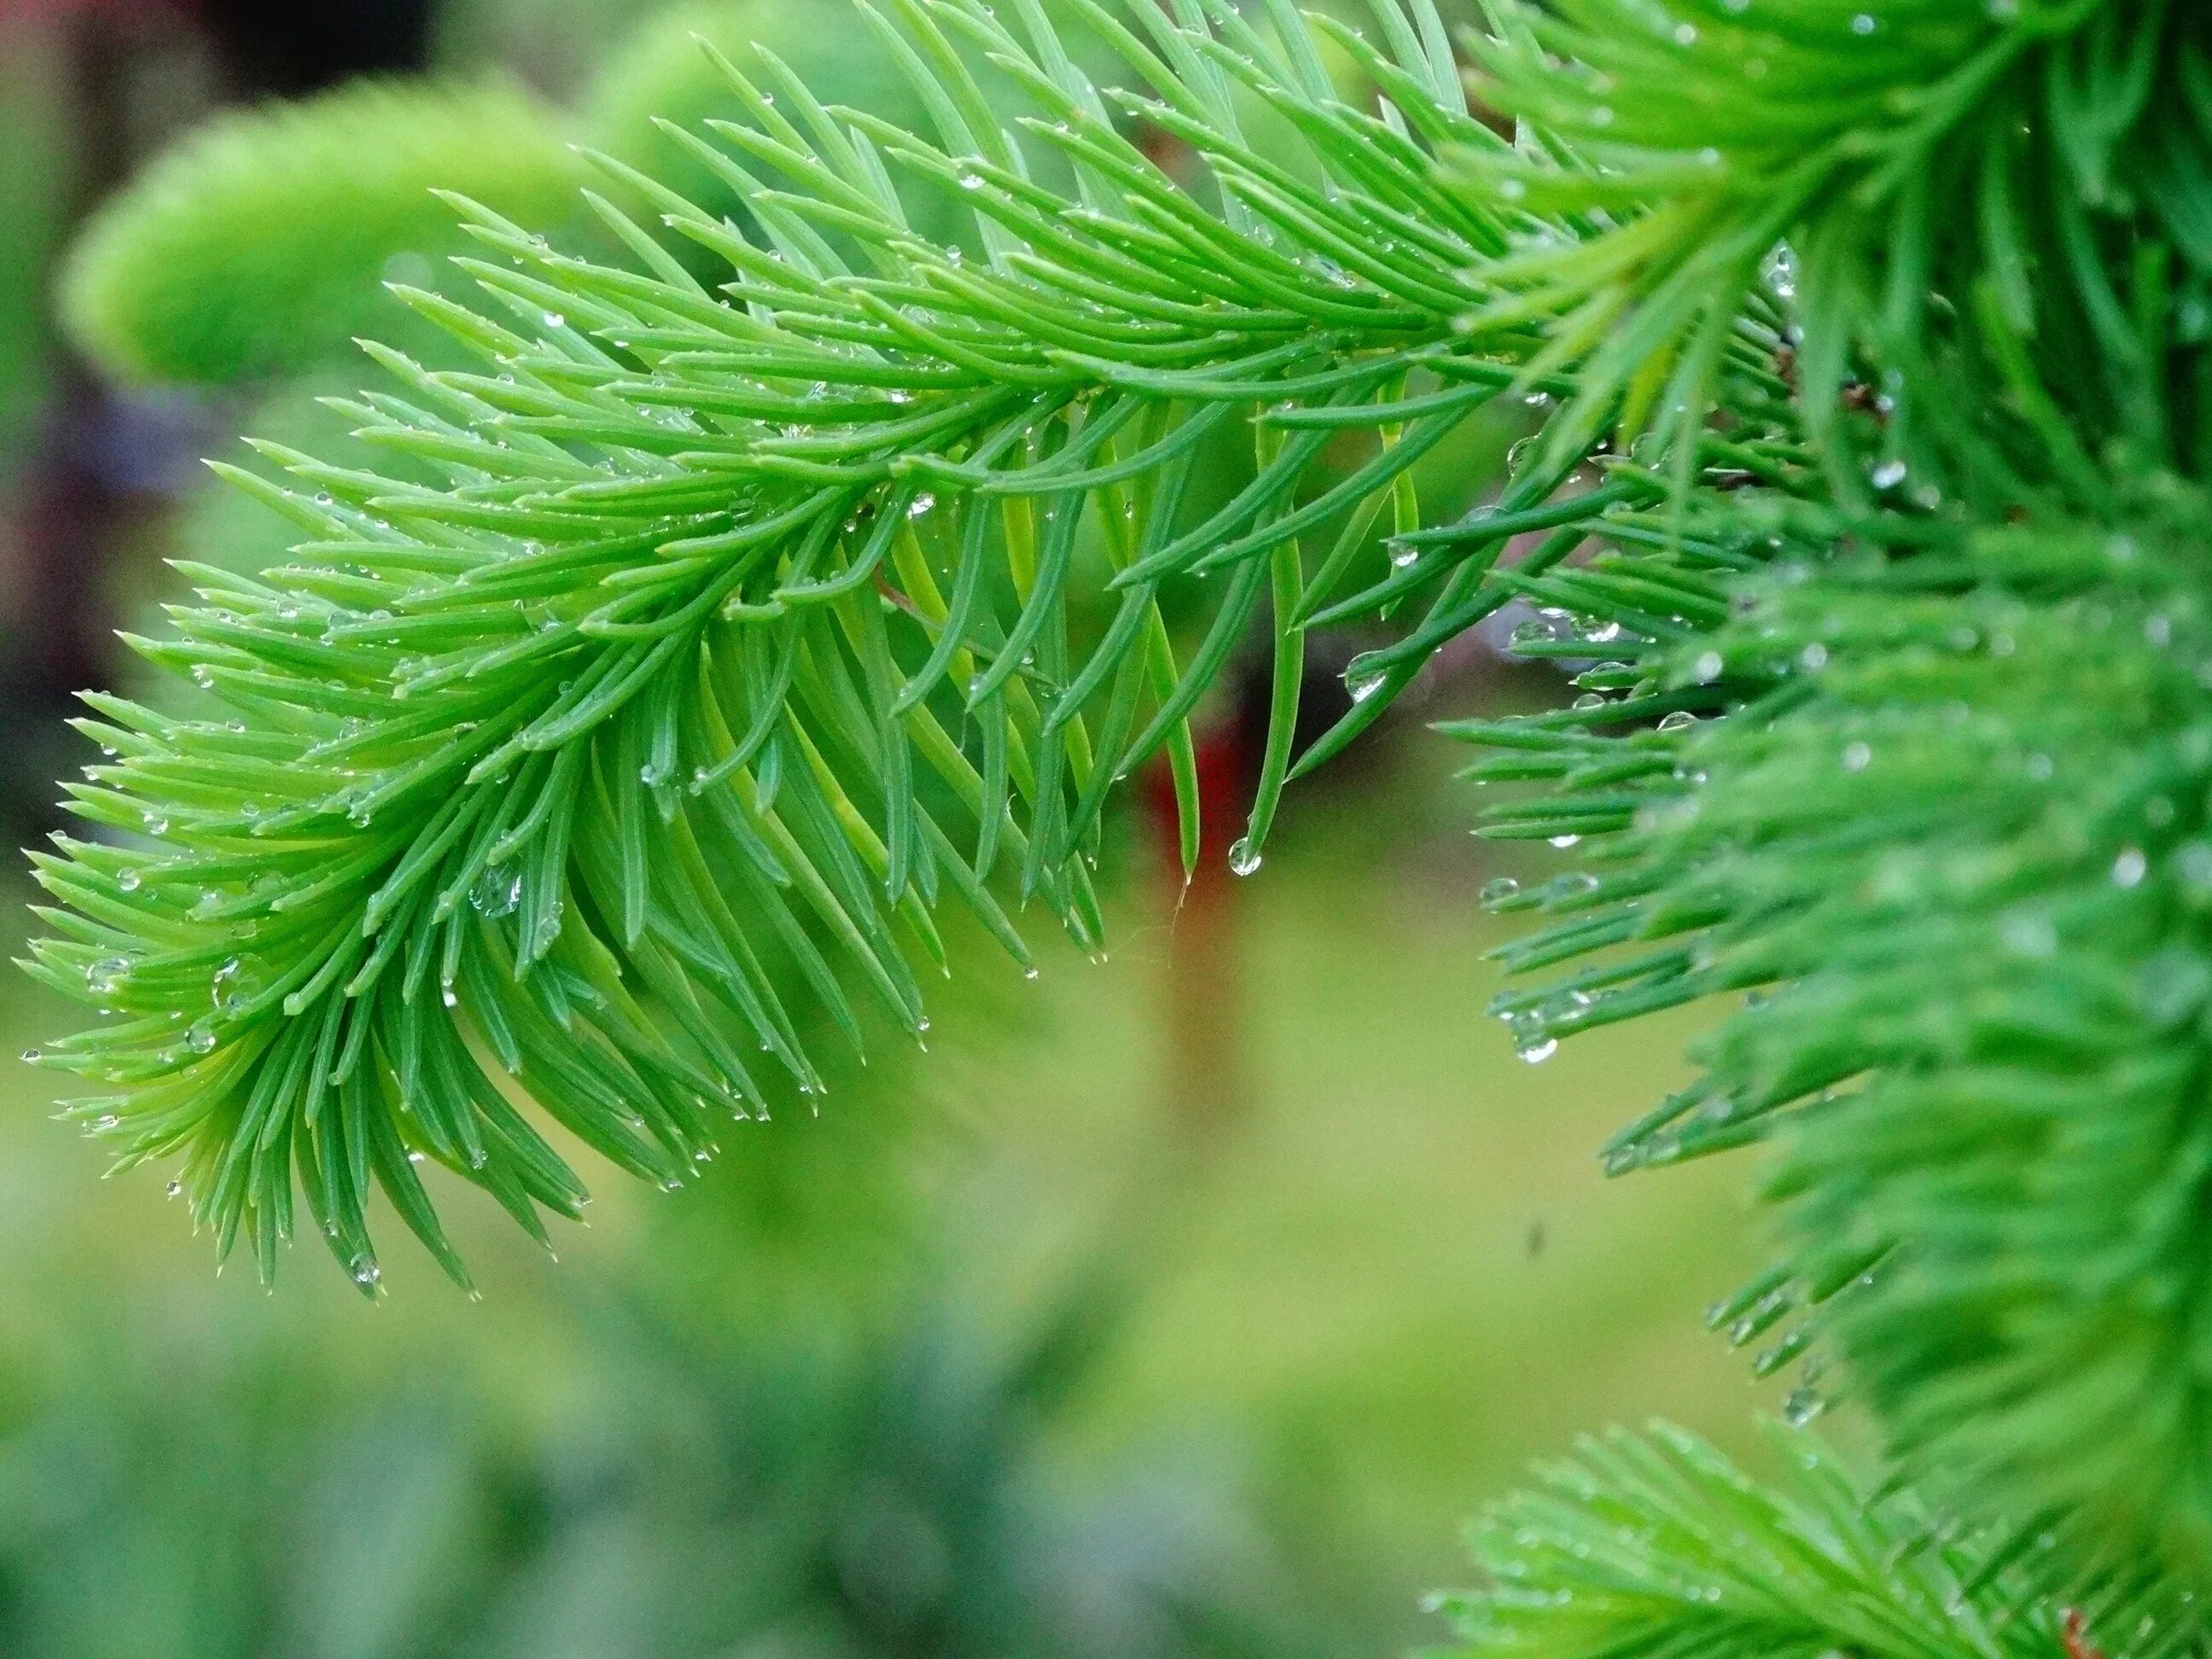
[{"x1": 1144, "y1": 709, "x2": 1256, "y2": 1142}]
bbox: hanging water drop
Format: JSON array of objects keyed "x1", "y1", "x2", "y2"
[
  {"x1": 1782, "y1": 1387, "x2": 1825, "y2": 1426},
  {"x1": 1228, "y1": 838, "x2": 1263, "y2": 876}
]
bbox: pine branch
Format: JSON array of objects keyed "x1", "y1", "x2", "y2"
[
  {"x1": 31, "y1": 0, "x2": 1630, "y2": 1288},
  {"x1": 1446, "y1": 0, "x2": 2212, "y2": 1578},
  {"x1": 1455, "y1": 475, "x2": 2212, "y2": 1564},
  {"x1": 1428, "y1": 1423, "x2": 2203, "y2": 1659}
]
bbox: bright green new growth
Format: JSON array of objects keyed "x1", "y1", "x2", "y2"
[
  {"x1": 31, "y1": 0, "x2": 2212, "y2": 1644},
  {"x1": 58, "y1": 79, "x2": 583, "y2": 385}
]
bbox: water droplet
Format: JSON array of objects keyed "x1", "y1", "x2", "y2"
[
  {"x1": 2113, "y1": 846, "x2": 2149, "y2": 888},
  {"x1": 1228, "y1": 838, "x2": 1263, "y2": 876},
  {"x1": 908, "y1": 492, "x2": 936, "y2": 518},
  {"x1": 1842, "y1": 740, "x2": 1871, "y2": 772},
  {"x1": 1692, "y1": 651, "x2": 1724, "y2": 684},
  {"x1": 1657, "y1": 710, "x2": 1698, "y2": 733},
  {"x1": 1869, "y1": 458, "x2": 1907, "y2": 490},
  {"x1": 186, "y1": 1021, "x2": 218, "y2": 1055},
  {"x1": 1517, "y1": 1036, "x2": 1558, "y2": 1065},
  {"x1": 116, "y1": 869, "x2": 142, "y2": 892},
  {"x1": 350, "y1": 1257, "x2": 381, "y2": 1288},
  {"x1": 1798, "y1": 642, "x2": 1829, "y2": 672},
  {"x1": 1783, "y1": 1386, "x2": 1825, "y2": 1425},
  {"x1": 20, "y1": 1048, "x2": 39, "y2": 1064},
  {"x1": 1346, "y1": 670, "x2": 1385, "y2": 703},
  {"x1": 87, "y1": 956, "x2": 131, "y2": 996},
  {"x1": 1548, "y1": 834, "x2": 1581, "y2": 848},
  {"x1": 1388, "y1": 540, "x2": 1417, "y2": 568},
  {"x1": 542, "y1": 311, "x2": 565, "y2": 329},
  {"x1": 440, "y1": 979, "x2": 458, "y2": 1008},
  {"x1": 1480, "y1": 876, "x2": 1521, "y2": 907},
  {"x1": 165, "y1": 1179, "x2": 183, "y2": 1199},
  {"x1": 143, "y1": 812, "x2": 170, "y2": 835},
  {"x1": 472, "y1": 868, "x2": 523, "y2": 918}
]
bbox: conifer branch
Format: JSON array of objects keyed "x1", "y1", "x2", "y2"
[
  {"x1": 1430, "y1": 1423, "x2": 2204, "y2": 1659},
  {"x1": 32, "y1": 0, "x2": 1619, "y2": 1288}
]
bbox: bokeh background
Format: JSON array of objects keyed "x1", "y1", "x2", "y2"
[{"x1": 0, "y1": 1, "x2": 1771, "y2": 1651}]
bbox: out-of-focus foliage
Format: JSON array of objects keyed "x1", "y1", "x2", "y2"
[
  {"x1": 0, "y1": 1276, "x2": 1308, "y2": 1659},
  {"x1": 57, "y1": 79, "x2": 581, "y2": 385}
]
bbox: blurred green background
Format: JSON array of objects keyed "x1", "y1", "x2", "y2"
[{"x1": 0, "y1": 1, "x2": 1767, "y2": 1651}]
